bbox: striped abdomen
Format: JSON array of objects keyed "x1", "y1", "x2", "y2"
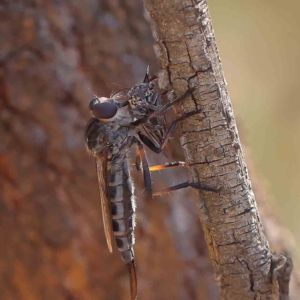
[{"x1": 108, "y1": 150, "x2": 135, "y2": 263}]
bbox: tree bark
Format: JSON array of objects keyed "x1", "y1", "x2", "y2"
[
  {"x1": 144, "y1": 0, "x2": 292, "y2": 299},
  {"x1": 0, "y1": 1, "x2": 216, "y2": 299}
]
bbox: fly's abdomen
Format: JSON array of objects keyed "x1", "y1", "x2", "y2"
[{"x1": 108, "y1": 152, "x2": 135, "y2": 264}]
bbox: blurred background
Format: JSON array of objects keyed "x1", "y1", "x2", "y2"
[
  {"x1": 0, "y1": 0, "x2": 299, "y2": 299},
  {"x1": 211, "y1": 0, "x2": 300, "y2": 259}
]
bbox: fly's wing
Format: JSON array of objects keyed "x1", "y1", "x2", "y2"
[
  {"x1": 141, "y1": 115, "x2": 171, "y2": 158},
  {"x1": 145, "y1": 87, "x2": 172, "y2": 157},
  {"x1": 162, "y1": 115, "x2": 172, "y2": 157},
  {"x1": 141, "y1": 124, "x2": 161, "y2": 149},
  {"x1": 96, "y1": 154, "x2": 114, "y2": 252}
]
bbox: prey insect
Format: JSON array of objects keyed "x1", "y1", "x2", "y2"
[{"x1": 85, "y1": 68, "x2": 218, "y2": 300}]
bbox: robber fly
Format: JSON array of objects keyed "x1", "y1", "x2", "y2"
[{"x1": 85, "y1": 68, "x2": 218, "y2": 300}]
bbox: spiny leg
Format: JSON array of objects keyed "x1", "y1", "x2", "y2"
[
  {"x1": 138, "y1": 107, "x2": 203, "y2": 155},
  {"x1": 148, "y1": 87, "x2": 197, "y2": 120},
  {"x1": 135, "y1": 147, "x2": 186, "y2": 172},
  {"x1": 131, "y1": 87, "x2": 196, "y2": 127},
  {"x1": 157, "y1": 109, "x2": 203, "y2": 151},
  {"x1": 160, "y1": 89, "x2": 168, "y2": 97},
  {"x1": 135, "y1": 145, "x2": 185, "y2": 172},
  {"x1": 149, "y1": 161, "x2": 185, "y2": 171},
  {"x1": 148, "y1": 162, "x2": 220, "y2": 196},
  {"x1": 135, "y1": 147, "x2": 142, "y2": 171},
  {"x1": 136, "y1": 133, "x2": 220, "y2": 195},
  {"x1": 135, "y1": 139, "x2": 152, "y2": 194},
  {"x1": 152, "y1": 181, "x2": 220, "y2": 197}
]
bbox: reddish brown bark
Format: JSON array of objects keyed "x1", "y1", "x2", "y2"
[
  {"x1": 0, "y1": 1, "x2": 298, "y2": 300},
  {"x1": 0, "y1": 1, "x2": 215, "y2": 299}
]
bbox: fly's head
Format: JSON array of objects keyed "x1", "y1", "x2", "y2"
[
  {"x1": 89, "y1": 97, "x2": 119, "y2": 120},
  {"x1": 89, "y1": 95, "x2": 134, "y2": 126}
]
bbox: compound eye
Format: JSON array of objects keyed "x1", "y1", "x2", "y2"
[{"x1": 90, "y1": 98, "x2": 118, "y2": 119}]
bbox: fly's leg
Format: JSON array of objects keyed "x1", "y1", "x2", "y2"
[
  {"x1": 136, "y1": 152, "x2": 186, "y2": 172},
  {"x1": 135, "y1": 147, "x2": 142, "y2": 171},
  {"x1": 136, "y1": 133, "x2": 221, "y2": 195},
  {"x1": 160, "y1": 89, "x2": 168, "y2": 97},
  {"x1": 138, "y1": 106, "x2": 202, "y2": 154},
  {"x1": 156, "y1": 109, "x2": 203, "y2": 152},
  {"x1": 147, "y1": 161, "x2": 220, "y2": 195},
  {"x1": 152, "y1": 181, "x2": 220, "y2": 196},
  {"x1": 149, "y1": 161, "x2": 185, "y2": 171},
  {"x1": 148, "y1": 87, "x2": 196, "y2": 120},
  {"x1": 135, "y1": 139, "x2": 152, "y2": 194},
  {"x1": 131, "y1": 87, "x2": 196, "y2": 127}
]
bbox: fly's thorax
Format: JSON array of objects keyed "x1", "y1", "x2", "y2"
[
  {"x1": 127, "y1": 82, "x2": 162, "y2": 119},
  {"x1": 85, "y1": 117, "x2": 137, "y2": 157}
]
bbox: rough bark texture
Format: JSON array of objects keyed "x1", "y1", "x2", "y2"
[
  {"x1": 143, "y1": 0, "x2": 292, "y2": 299},
  {"x1": 0, "y1": 1, "x2": 297, "y2": 300}
]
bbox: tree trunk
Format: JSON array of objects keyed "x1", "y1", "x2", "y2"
[{"x1": 143, "y1": 0, "x2": 293, "y2": 299}]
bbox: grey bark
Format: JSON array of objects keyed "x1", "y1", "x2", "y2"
[{"x1": 144, "y1": 0, "x2": 293, "y2": 299}]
